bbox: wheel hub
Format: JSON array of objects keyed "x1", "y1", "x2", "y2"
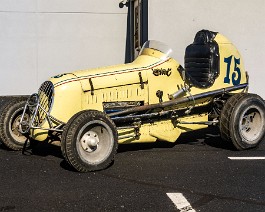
[
  {"x1": 240, "y1": 108, "x2": 263, "y2": 143},
  {"x1": 80, "y1": 131, "x2": 99, "y2": 153},
  {"x1": 11, "y1": 114, "x2": 28, "y2": 143},
  {"x1": 241, "y1": 115, "x2": 252, "y2": 132}
]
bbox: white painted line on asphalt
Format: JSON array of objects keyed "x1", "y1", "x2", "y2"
[
  {"x1": 228, "y1": 157, "x2": 265, "y2": 160},
  {"x1": 166, "y1": 193, "x2": 196, "y2": 212}
]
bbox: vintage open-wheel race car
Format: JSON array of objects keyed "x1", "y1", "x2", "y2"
[{"x1": 1, "y1": 30, "x2": 265, "y2": 172}]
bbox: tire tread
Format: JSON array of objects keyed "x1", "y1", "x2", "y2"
[
  {"x1": 61, "y1": 110, "x2": 118, "y2": 172},
  {"x1": 0, "y1": 99, "x2": 27, "y2": 150},
  {"x1": 220, "y1": 93, "x2": 265, "y2": 150}
]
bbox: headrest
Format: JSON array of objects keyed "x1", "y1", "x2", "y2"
[{"x1": 194, "y1": 30, "x2": 218, "y2": 44}]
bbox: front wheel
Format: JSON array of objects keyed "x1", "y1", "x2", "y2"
[
  {"x1": 61, "y1": 110, "x2": 118, "y2": 172},
  {"x1": 220, "y1": 93, "x2": 265, "y2": 150},
  {"x1": 0, "y1": 100, "x2": 29, "y2": 150}
]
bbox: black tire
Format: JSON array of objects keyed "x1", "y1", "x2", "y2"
[
  {"x1": 0, "y1": 99, "x2": 29, "y2": 150},
  {"x1": 61, "y1": 110, "x2": 118, "y2": 172},
  {"x1": 220, "y1": 93, "x2": 265, "y2": 150}
]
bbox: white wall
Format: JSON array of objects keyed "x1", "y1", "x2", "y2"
[
  {"x1": 149, "y1": 0, "x2": 265, "y2": 98},
  {"x1": 2, "y1": 0, "x2": 265, "y2": 98},
  {"x1": 0, "y1": 0, "x2": 127, "y2": 95}
]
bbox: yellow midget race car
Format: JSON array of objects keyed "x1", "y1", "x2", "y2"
[{"x1": 1, "y1": 30, "x2": 265, "y2": 172}]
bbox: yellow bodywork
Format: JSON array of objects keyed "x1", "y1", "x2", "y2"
[{"x1": 31, "y1": 33, "x2": 247, "y2": 143}]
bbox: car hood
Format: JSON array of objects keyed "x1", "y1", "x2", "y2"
[
  {"x1": 49, "y1": 55, "x2": 164, "y2": 92},
  {"x1": 56, "y1": 56, "x2": 163, "y2": 92}
]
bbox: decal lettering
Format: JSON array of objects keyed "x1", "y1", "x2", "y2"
[
  {"x1": 224, "y1": 55, "x2": 241, "y2": 85},
  {"x1": 152, "y1": 68, "x2": 172, "y2": 77}
]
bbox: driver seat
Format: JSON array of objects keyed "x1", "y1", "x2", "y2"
[{"x1": 184, "y1": 30, "x2": 220, "y2": 88}]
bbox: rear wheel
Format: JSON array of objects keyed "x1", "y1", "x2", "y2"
[
  {"x1": 61, "y1": 110, "x2": 118, "y2": 172},
  {"x1": 220, "y1": 93, "x2": 265, "y2": 150},
  {"x1": 0, "y1": 100, "x2": 29, "y2": 150}
]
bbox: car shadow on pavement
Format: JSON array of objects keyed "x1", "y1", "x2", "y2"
[
  {"x1": 60, "y1": 159, "x2": 78, "y2": 172},
  {"x1": 117, "y1": 126, "x2": 236, "y2": 153},
  {"x1": 0, "y1": 126, "x2": 235, "y2": 158},
  {"x1": 0, "y1": 142, "x2": 10, "y2": 151},
  {"x1": 0, "y1": 137, "x2": 63, "y2": 158},
  {"x1": 0, "y1": 126, "x2": 236, "y2": 173},
  {"x1": 26, "y1": 140, "x2": 63, "y2": 159},
  {"x1": 179, "y1": 126, "x2": 236, "y2": 150}
]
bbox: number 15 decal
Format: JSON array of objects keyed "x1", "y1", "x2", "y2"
[{"x1": 223, "y1": 55, "x2": 241, "y2": 85}]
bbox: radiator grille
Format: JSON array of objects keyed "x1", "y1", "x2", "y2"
[{"x1": 37, "y1": 81, "x2": 54, "y2": 124}]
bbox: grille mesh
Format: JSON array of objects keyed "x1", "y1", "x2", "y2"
[{"x1": 37, "y1": 81, "x2": 54, "y2": 124}]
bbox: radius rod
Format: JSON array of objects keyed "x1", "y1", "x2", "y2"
[{"x1": 108, "y1": 83, "x2": 248, "y2": 118}]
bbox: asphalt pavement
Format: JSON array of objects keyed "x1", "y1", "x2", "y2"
[{"x1": 0, "y1": 127, "x2": 265, "y2": 212}]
